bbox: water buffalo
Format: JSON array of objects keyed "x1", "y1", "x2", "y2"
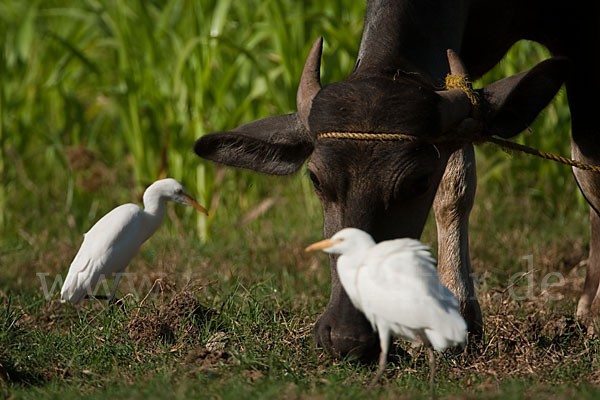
[{"x1": 195, "y1": 0, "x2": 600, "y2": 359}]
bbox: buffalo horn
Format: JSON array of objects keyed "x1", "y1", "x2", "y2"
[
  {"x1": 297, "y1": 37, "x2": 323, "y2": 129},
  {"x1": 437, "y1": 49, "x2": 472, "y2": 132}
]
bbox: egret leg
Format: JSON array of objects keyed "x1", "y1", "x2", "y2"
[
  {"x1": 86, "y1": 294, "x2": 109, "y2": 300},
  {"x1": 427, "y1": 346, "x2": 436, "y2": 400},
  {"x1": 368, "y1": 348, "x2": 388, "y2": 388},
  {"x1": 108, "y1": 273, "x2": 123, "y2": 304},
  {"x1": 368, "y1": 329, "x2": 390, "y2": 389}
]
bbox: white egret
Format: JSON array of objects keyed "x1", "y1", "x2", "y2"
[
  {"x1": 61, "y1": 178, "x2": 208, "y2": 305},
  {"x1": 306, "y1": 228, "x2": 466, "y2": 395}
]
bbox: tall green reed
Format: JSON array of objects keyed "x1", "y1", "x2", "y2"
[
  {"x1": 0, "y1": 0, "x2": 366, "y2": 241},
  {"x1": 0, "y1": 0, "x2": 579, "y2": 244}
]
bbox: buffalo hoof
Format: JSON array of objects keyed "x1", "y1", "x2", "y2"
[{"x1": 314, "y1": 308, "x2": 379, "y2": 362}]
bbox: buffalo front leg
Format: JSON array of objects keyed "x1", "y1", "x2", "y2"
[
  {"x1": 565, "y1": 50, "x2": 600, "y2": 325},
  {"x1": 433, "y1": 143, "x2": 482, "y2": 335},
  {"x1": 576, "y1": 209, "x2": 600, "y2": 324},
  {"x1": 571, "y1": 139, "x2": 600, "y2": 325}
]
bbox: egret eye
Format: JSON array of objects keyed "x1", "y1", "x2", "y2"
[{"x1": 308, "y1": 169, "x2": 321, "y2": 192}]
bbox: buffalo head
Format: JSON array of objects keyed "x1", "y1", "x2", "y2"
[{"x1": 194, "y1": 37, "x2": 568, "y2": 359}]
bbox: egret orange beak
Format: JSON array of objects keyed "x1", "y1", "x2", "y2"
[
  {"x1": 182, "y1": 193, "x2": 209, "y2": 215},
  {"x1": 305, "y1": 238, "x2": 343, "y2": 252}
]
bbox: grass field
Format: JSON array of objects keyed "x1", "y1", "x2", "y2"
[{"x1": 1, "y1": 1, "x2": 599, "y2": 399}]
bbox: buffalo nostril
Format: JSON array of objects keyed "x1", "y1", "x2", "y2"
[
  {"x1": 329, "y1": 330, "x2": 379, "y2": 362},
  {"x1": 314, "y1": 309, "x2": 380, "y2": 361},
  {"x1": 314, "y1": 321, "x2": 334, "y2": 352}
]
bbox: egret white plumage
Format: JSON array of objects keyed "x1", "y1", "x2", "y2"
[
  {"x1": 61, "y1": 178, "x2": 208, "y2": 305},
  {"x1": 306, "y1": 228, "x2": 466, "y2": 394}
]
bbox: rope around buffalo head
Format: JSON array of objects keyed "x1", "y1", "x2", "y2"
[{"x1": 315, "y1": 74, "x2": 600, "y2": 174}]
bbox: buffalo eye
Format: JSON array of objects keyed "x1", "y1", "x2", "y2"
[
  {"x1": 394, "y1": 172, "x2": 431, "y2": 200},
  {"x1": 308, "y1": 169, "x2": 322, "y2": 192},
  {"x1": 412, "y1": 174, "x2": 431, "y2": 196}
]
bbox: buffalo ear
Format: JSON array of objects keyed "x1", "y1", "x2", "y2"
[
  {"x1": 482, "y1": 57, "x2": 570, "y2": 138},
  {"x1": 194, "y1": 113, "x2": 314, "y2": 176}
]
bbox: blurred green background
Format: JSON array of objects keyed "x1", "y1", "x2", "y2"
[
  {"x1": 0, "y1": 0, "x2": 584, "y2": 247},
  {"x1": 0, "y1": 0, "x2": 362, "y2": 244}
]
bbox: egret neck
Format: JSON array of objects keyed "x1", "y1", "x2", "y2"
[
  {"x1": 141, "y1": 187, "x2": 169, "y2": 243},
  {"x1": 337, "y1": 232, "x2": 376, "y2": 310}
]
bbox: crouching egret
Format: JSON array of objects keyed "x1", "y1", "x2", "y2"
[
  {"x1": 306, "y1": 228, "x2": 466, "y2": 395},
  {"x1": 61, "y1": 178, "x2": 208, "y2": 305}
]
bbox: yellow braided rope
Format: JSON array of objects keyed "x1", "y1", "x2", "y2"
[
  {"x1": 317, "y1": 132, "x2": 418, "y2": 142},
  {"x1": 486, "y1": 137, "x2": 600, "y2": 173},
  {"x1": 317, "y1": 131, "x2": 600, "y2": 173}
]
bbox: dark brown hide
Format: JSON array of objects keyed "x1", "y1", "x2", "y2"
[{"x1": 309, "y1": 74, "x2": 441, "y2": 138}]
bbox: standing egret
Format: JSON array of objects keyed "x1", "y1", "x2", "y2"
[
  {"x1": 306, "y1": 228, "x2": 466, "y2": 395},
  {"x1": 61, "y1": 178, "x2": 208, "y2": 305}
]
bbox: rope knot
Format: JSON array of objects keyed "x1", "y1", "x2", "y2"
[{"x1": 445, "y1": 74, "x2": 479, "y2": 107}]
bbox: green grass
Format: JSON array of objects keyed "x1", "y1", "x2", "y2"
[
  {"x1": 1, "y1": 0, "x2": 597, "y2": 398},
  {"x1": 1, "y1": 173, "x2": 597, "y2": 398}
]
